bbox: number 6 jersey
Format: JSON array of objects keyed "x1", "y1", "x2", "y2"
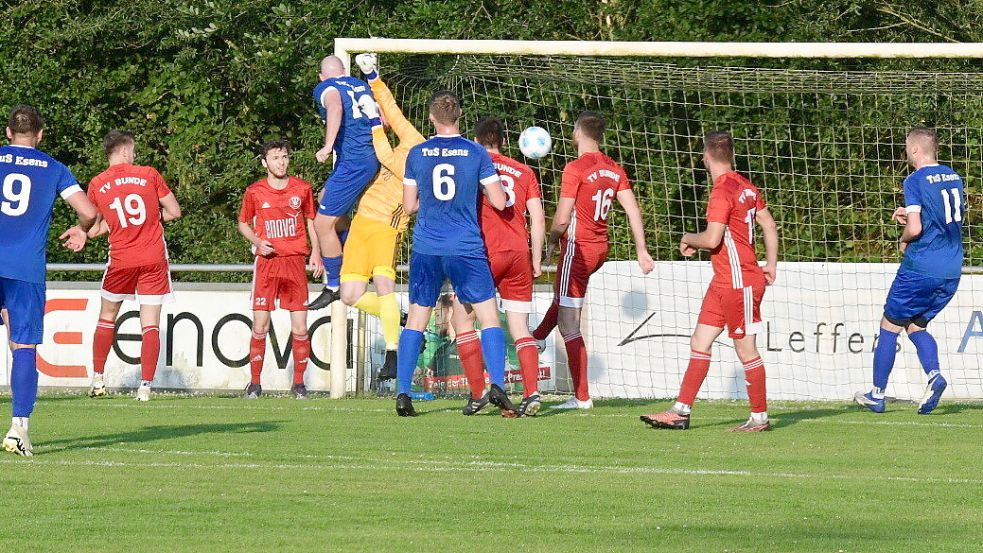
[{"x1": 87, "y1": 164, "x2": 171, "y2": 268}]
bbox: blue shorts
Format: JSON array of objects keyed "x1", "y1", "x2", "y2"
[
  {"x1": 317, "y1": 156, "x2": 380, "y2": 217},
  {"x1": 884, "y1": 269, "x2": 960, "y2": 328},
  {"x1": 409, "y1": 253, "x2": 496, "y2": 307},
  {"x1": 0, "y1": 277, "x2": 45, "y2": 345}
]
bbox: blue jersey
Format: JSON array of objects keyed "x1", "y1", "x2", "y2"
[
  {"x1": 312, "y1": 76, "x2": 376, "y2": 162},
  {"x1": 901, "y1": 164, "x2": 965, "y2": 279},
  {"x1": 0, "y1": 145, "x2": 80, "y2": 283},
  {"x1": 404, "y1": 135, "x2": 500, "y2": 256}
]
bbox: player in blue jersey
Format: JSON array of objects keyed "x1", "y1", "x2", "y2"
[
  {"x1": 308, "y1": 55, "x2": 381, "y2": 310},
  {"x1": 0, "y1": 105, "x2": 98, "y2": 456},
  {"x1": 394, "y1": 91, "x2": 516, "y2": 417},
  {"x1": 855, "y1": 127, "x2": 963, "y2": 415}
]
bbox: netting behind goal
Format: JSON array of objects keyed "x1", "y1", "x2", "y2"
[{"x1": 354, "y1": 54, "x2": 983, "y2": 401}]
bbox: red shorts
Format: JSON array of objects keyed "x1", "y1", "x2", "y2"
[
  {"x1": 555, "y1": 242, "x2": 607, "y2": 308},
  {"x1": 490, "y1": 249, "x2": 533, "y2": 313},
  {"x1": 251, "y1": 255, "x2": 310, "y2": 311},
  {"x1": 101, "y1": 261, "x2": 173, "y2": 305},
  {"x1": 697, "y1": 282, "x2": 765, "y2": 339}
]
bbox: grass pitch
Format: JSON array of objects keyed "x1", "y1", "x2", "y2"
[{"x1": 1, "y1": 394, "x2": 981, "y2": 552}]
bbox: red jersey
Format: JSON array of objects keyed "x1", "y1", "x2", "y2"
[
  {"x1": 559, "y1": 152, "x2": 630, "y2": 246},
  {"x1": 87, "y1": 164, "x2": 171, "y2": 268},
  {"x1": 480, "y1": 152, "x2": 542, "y2": 254},
  {"x1": 706, "y1": 171, "x2": 767, "y2": 289},
  {"x1": 238, "y1": 177, "x2": 316, "y2": 257}
]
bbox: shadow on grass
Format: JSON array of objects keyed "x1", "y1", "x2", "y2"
[{"x1": 40, "y1": 421, "x2": 285, "y2": 454}]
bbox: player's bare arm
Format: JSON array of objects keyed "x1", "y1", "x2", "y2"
[
  {"x1": 402, "y1": 181, "x2": 419, "y2": 215},
  {"x1": 756, "y1": 207, "x2": 779, "y2": 284},
  {"x1": 546, "y1": 196, "x2": 576, "y2": 260},
  {"x1": 315, "y1": 87, "x2": 342, "y2": 163},
  {"x1": 160, "y1": 192, "x2": 182, "y2": 222},
  {"x1": 527, "y1": 196, "x2": 546, "y2": 277},
  {"x1": 617, "y1": 188, "x2": 655, "y2": 273},
  {"x1": 891, "y1": 206, "x2": 908, "y2": 225},
  {"x1": 306, "y1": 218, "x2": 324, "y2": 278},
  {"x1": 237, "y1": 221, "x2": 274, "y2": 256},
  {"x1": 680, "y1": 221, "x2": 726, "y2": 253},
  {"x1": 58, "y1": 190, "x2": 99, "y2": 251},
  {"x1": 483, "y1": 177, "x2": 506, "y2": 210},
  {"x1": 898, "y1": 210, "x2": 922, "y2": 253}
]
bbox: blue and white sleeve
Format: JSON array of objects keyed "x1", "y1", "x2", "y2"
[
  {"x1": 403, "y1": 150, "x2": 419, "y2": 187},
  {"x1": 477, "y1": 149, "x2": 499, "y2": 188},
  {"x1": 57, "y1": 163, "x2": 82, "y2": 200},
  {"x1": 902, "y1": 175, "x2": 922, "y2": 215}
]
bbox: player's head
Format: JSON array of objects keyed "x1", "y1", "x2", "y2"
[
  {"x1": 906, "y1": 126, "x2": 938, "y2": 167},
  {"x1": 319, "y1": 55, "x2": 346, "y2": 80},
  {"x1": 103, "y1": 130, "x2": 135, "y2": 163},
  {"x1": 428, "y1": 90, "x2": 462, "y2": 129},
  {"x1": 6, "y1": 104, "x2": 44, "y2": 145},
  {"x1": 474, "y1": 117, "x2": 505, "y2": 151},
  {"x1": 573, "y1": 111, "x2": 605, "y2": 149},
  {"x1": 702, "y1": 131, "x2": 734, "y2": 167},
  {"x1": 260, "y1": 139, "x2": 291, "y2": 179}
]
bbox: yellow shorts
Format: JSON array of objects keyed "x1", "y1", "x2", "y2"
[{"x1": 341, "y1": 216, "x2": 401, "y2": 283}]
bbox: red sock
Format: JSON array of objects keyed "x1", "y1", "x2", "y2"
[
  {"x1": 515, "y1": 337, "x2": 540, "y2": 397},
  {"x1": 140, "y1": 325, "x2": 160, "y2": 382},
  {"x1": 677, "y1": 350, "x2": 712, "y2": 407},
  {"x1": 93, "y1": 318, "x2": 115, "y2": 375},
  {"x1": 250, "y1": 332, "x2": 266, "y2": 385},
  {"x1": 456, "y1": 331, "x2": 485, "y2": 398},
  {"x1": 743, "y1": 356, "x2": 767, "y2": 414},
  {"x1": 532, "y1": 300, "x2": 558, "y2": 341},
  {"x1": 292, "y1": 333, "x2": 310, "y2": 385},
  {"x1": 563, "y1": 332, "x2": 589, "y2": 401}
]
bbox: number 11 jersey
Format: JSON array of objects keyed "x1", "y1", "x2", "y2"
[{"x1": 87, "y1": 164, "x2": 171, "y2": 268}]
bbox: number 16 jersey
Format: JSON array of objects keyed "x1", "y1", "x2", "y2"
[
  {"x1": 560, "y1": 151, "x2": 631, "y2": 248},
  {"x1": 87, "y1": 164, "x2": 171, "y2": 268}
]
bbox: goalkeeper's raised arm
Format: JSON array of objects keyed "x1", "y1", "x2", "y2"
[{"x1": 357, "y1": 53, "x2": 425, "y2": 180}]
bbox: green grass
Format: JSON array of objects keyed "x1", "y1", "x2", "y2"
[{"x1": 1, "y1": 394, "x2": 982, "y2": 552}]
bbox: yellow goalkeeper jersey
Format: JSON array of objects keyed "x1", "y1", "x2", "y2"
[{"x1": 354, "y1": 77, "x2": 425, "y2": 231}]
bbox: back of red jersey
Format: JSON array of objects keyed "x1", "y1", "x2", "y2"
[
  {"x1": 706, "y1": 171, "x2": 766, "y2": 289},
  {"x1": 239, "y1": 177, "x2": 315, "y2": 257},
  {"x1": 88, "y1": 164, "x2": 171, "y2": 268},
  {"x1": 480, "y1": 152, "x2": 542, "y2": 254},
  {"x1": 560, "y1": 152, "x2": 630, "y2": 246}
]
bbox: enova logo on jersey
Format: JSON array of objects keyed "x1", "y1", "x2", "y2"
[{"x1": 34, "y1": 297, "x2": 342, "y2": 378}]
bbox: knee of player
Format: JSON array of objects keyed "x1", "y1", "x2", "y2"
[
  {"x1": 340, "y1": 289, "x2": 361, "y2": 306},
  {"x1": 733, "y1": 338, "x2": 760, "y2": 361},
  {"x1": 252, "y1": 320, "x2": 271, "y2": 335}
]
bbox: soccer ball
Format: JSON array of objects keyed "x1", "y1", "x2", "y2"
[{"x1": 518, "y1": 126, "x2": 552, "y2": 160}]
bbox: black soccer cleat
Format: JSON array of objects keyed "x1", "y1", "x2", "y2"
[
  {"x1": 378, "y1": 350, "x2": 397, "y2": 381},
  {"x1": 488, "y1": 384, "x2": 518, "y2": 417},
  {"x1": 517, "y1": 393, "x2": 543, "y2": 417},
  {"x1": 290, "y1": 383, "x2": 309, "y2": 400},
  {"x1": 308, "y1": 286, "x2": 340, "y2": 310},
  {"x1": 462, "y1": 393, "x2": 490, "y2": 416},
  {"x1": 244, "y1": 383, "x2": 262, "y2": 400},
  {"x1": 396, "y1": 393, "x2": 417, "y2": 417}
]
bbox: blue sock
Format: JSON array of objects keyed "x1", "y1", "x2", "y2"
[
  {"x1": 397, "y1": 329, "x2": 424, "y2": 395},
  {"x1": 322, "y1": 256, "x2": 342, "y2": 289},
  {"x1": 11, "y1": 348, "x2": 39, "y2": 418},
  {"x1": 872, "y1": 328, "x2": 900, "y2": 395},
  {"x1": 481, "y1": 327, "x2": 507, "y2": 388},
  {"x1": 908, "y1": 330, "x2": 940, "y2": 377}
]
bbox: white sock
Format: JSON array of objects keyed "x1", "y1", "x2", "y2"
[
  {"x1": 673, "y1": 402, "x2": 692, "y2": 415},
  {"x1": 140, "y1": 380, "x2": 151, "y2": 387},
  {"x1": 751, "y1": 411, "x2": 768, "y2": 423},
  {"x1": 12, "y1": 417, "x2": 28, "y2": 430},
  {"x1": 93, "y1": 373, "x2": 104, "y2": 385}
]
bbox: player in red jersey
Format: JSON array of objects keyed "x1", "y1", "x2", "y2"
[
  {"x1": 641, "y1": 131, "x2": 779, "y2": 432},
  {"x1": 533, "y1": 112, "x2": 654, "y2": 409},
  {"x1": 238, "y1": 140, "x2": 322, "y2": 400},
  {"x1": 80, "y1": 131, "x2": 182, "y2": 401},
  {"x1": 451, "y1": 117, "x2": 547, "y2": 417}
]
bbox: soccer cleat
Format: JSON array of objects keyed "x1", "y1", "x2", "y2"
[
  {"x1": 399, "y1": 311, "x2": 408, "y2": 328},
  {"x1": 640, "y1": 410, "x2": 690, "y2": 430},
  {"x1": 854, "y1": 391, "x2": 886, "y2": 413},
  {"x1": 728, "y1": 417, "x2": 771, "y2": 432},
  {"x1": 488, "y1": 384, "x2": 518, "y2": 417},
  {"x1": 3, "y1": 425, "x2": 33, "y2": 457},
  {"x1": 136, "y1": 382, "x2": 152, "y2": 402},
  {"x1": 917, "y1": 374, "x2": 948, "y2": 415},
  {"x1": 89, "y1": 382, "x2": 107, "y2": 398},
  {"x1": 378, "y1": 350, "x2": 397, "y2": 381},
  {"x1": 550, "y1": 396, "x2": 593, "y2": 410},
  {"x1": 396, "y1": 393, "x2": 417, "y2": 417},
  {"x1": 308, "y1": 286, "x2": 340, "y2": 310},
  {"x1": 291, "y1": 383, "x2": 309, "y2": 400},
  {"x1": 244, "y1": 383, "x2": 262, "y2": 400},
  {"x1": 517, "y1": 394, "x2": 543, "y2": 417},
  {"x1": 462, "y1": 393, "x2": 490, "y2": 416}
]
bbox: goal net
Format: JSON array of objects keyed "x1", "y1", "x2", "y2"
[{"x1": 346, "y1": 44, "x2": 983, "y2": 402}]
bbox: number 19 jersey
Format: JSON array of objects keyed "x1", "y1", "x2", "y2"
[
  {"x1": 560, "y1": 151, "x2": 631, "y2": 247},
  {"x1": 87, "y1": 164, "x2": 171, "y2": 269},
  {"x1": 706, "y1": 171, "x2": 766, "y2": 289}
]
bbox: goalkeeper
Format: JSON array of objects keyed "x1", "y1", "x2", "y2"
[{"x1": 339, "y1": 53, "x2": 424, "y2": 380}]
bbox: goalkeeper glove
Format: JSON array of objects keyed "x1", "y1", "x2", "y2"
[{"x1": 356, "y1": 53, "x2": 378, "y2": 80}]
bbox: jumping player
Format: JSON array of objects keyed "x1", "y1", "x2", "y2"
[
  {"x1": 309, "y1": 55, "x2": 380, "y2": 310},
  {"x1": 532, "y1": 111, "x2": 654, "y2": 409},
  {"x1": 80, "y1": 131, "x2": 182, "y2": 401},
  {"x1": 395, "y1": 91, "x2": 515, "y2": 417},
  {"x1": 1, "y1": 105, "x2": 98, "y2": 456},
  {"x1": 640, "y1": 131, "x2": 779, "y2": 432},
  {"x1": 855, "y1": 127, "x2": 963, "y2": 415},
  {"x1": 238, "y1": 140, "x2": 322, "y2": 399},
  {"x1": 452, "y1": 117, "x2": 547, "y2": 417}
]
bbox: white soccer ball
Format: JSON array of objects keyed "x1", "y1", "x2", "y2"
[{"x1": 518, "y1": 126, "x2": 552, "y2": 160}]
